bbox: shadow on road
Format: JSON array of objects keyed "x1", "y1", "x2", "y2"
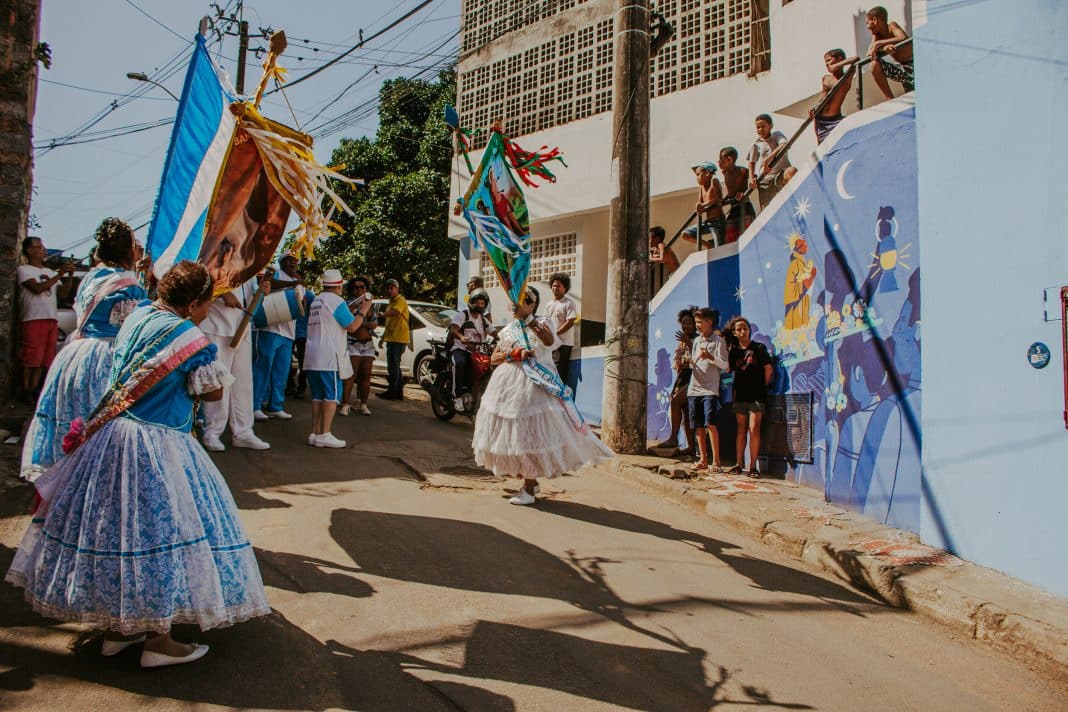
[
  {"x1": 255, "y1": 547, "x2": 376, "y2": 599},
  {"x1": 538, "y1": 500, "x2": 876, "y2": 612}
]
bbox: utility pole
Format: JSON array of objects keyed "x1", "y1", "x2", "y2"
[
  {"x1": 236, "y1": 19, "x2": 249, "y2": 95},
  {"x1": 601, "y1": 0, "x2": 650, "y2": 453}
]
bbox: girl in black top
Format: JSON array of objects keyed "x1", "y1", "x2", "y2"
[{"x1": 725, "y1": 316, "x2": 773, "y2": 477}]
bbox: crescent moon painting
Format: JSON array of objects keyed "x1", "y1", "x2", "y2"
[{"x1": 836, "y1": 159, "x2": 856, "y2": 200}]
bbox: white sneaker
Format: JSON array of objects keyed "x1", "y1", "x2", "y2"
[
  {"x1": 253, "y1": 410, "x2": 268, "y2": 421},
  {"x1": 509, "y1": 489, "x2": 536, "y2": 506},
  {"x1": 453, "y1": 397, "x2": 464, "y2": 410},
  {"x1": 338, "y1": 404, "x2": 351, "y2": 416},
  {"x1": 359, "y1": 403, "x2": 371, "y2": 415},
  {"x1": 265, "y1": 410, "x2": 292, "y2": 420},
  {"x1": 202, "y1": 437, "x2": 225, "y2": 452},
  {"x1": 307, "y1": 433, "x2": 319, "y2": 446},
  {"x1": 314, "y1": 432, "x2": 346, "y2": 448},
  {"x1": 232, "y1": 434, "x2": 270, "y2": 450}
]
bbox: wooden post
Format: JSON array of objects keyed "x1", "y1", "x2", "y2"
[{"x1": 601, "y1": 0, "x2": 650, "y2": 454}]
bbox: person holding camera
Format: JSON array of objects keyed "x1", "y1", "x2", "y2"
[{"x1": 17, "y1": 237, "x2": 75, "y2": 401}]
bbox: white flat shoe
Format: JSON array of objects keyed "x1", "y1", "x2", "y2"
[
  {"x1": 140, "y1": 643, "x2": 209, "y2": 669},
  {"x1": 101, "y1": 634, "x2": 146, "y2": 656},
  {"x1": 509, "y1": 490, "x2": 536, "y2": 506}
]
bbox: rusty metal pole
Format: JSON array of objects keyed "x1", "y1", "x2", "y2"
[{"x1": 601, "y1": 0, "x2": 650, "y2": 453}]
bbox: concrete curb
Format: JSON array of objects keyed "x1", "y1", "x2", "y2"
[{"x1": 597, "y1": 456, "x2": 1068, "y2": 676}]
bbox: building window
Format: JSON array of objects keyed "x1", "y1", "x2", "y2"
[
  {"x1": 459, "y1": 0, "x2": 765, "y2": 146},
  {"x1": 480, "y1": 232, "x2": 579, "y2": 288}
]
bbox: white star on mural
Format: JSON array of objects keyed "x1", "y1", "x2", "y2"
[
  {"x1": 794, "y1": 196, "x2": 812, "y2": 219},
  {"x1": 654, "y1": 327, "x2": 662, "y2": 341},
  {"x1": 734, "y1": 285, "x2": 746, "y2": 300},
  {"x1": 765, "y1": 261, "x2": 772, "y2": 269}
]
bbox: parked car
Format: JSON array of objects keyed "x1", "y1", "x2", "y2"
[{"x1": 370, "y1": 300, "x2": 458, "y2": 384}]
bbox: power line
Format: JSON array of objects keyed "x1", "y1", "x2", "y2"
[
  {"x1": 39, "y1": 78, "x2": 175, "y2": 100},
  {"x1": 266, "y1": 0, "x2": 437, "y2": 95},
  {"x1": 124, "y1": 0, "x2": 191, "y2": 43}
]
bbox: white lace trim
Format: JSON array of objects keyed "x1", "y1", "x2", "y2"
[{"x1": 188, "y1": 361, "x2": 235, "y2": 395}]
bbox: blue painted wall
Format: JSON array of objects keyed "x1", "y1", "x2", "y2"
[{"x1": 916, "y1": 1, "x2": 1068, "y2": 596}]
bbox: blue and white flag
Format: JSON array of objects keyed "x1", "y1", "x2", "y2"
[{"x1": 146, "y1": 34, "x2": 237, "y2": 279}]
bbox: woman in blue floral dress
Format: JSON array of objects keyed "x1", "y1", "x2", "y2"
[
  {"x1": 21, "y1": 218, "x2": 147, "y2": 481},
  {"x1": 7, "y1": 261, "x2": 270, "y2": 668}
]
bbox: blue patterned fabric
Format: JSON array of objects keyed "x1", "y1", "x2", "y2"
[
  {"x1": 74, "y1": 267, "x2": 147, "y2": 339},
  {"x1": 114, "y1": 305, "x2": 217, "y2": 431},
  {"x1": 6, "y1": 305, "x2": 270, "y2": 634},
  {"x1": 20, "y1": 268, "x2": 147, "y2": 480}
]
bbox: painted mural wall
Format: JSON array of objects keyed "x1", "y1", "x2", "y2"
[{"x1": 647, "y1": 100, "x2": 922, "y2": 531}]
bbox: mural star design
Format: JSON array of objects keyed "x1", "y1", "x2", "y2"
[
  {"x1": 793, "y1": 196, "x2": 812, "y2": 219},
  {"x1": 734, "y1": 285, "x2": 746, "y2": 300},
  {"x1": 654, "y1": 327, "x2": 662, "y2": 341}
]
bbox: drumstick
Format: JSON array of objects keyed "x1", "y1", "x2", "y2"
[{"x1": 230, "y1": 269, "x2": 274, "y2": 348}]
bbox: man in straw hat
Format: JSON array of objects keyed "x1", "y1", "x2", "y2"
[{"x1": 304, "y1": 269, "x2": 372, "y2": 448}]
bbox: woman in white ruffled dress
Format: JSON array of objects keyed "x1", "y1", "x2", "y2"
[{"x1": 473, "y1": 288, "x2": 612, "y2": 505}]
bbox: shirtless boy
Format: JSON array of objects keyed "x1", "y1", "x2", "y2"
[
  {"x1": 717, "y1": 147, "x2": 754, "y2": 244},
  {"x1": 813, "y1": 49, "x2": 859, "y2": 144},
  {"x1": 866, "y1": 5, "x2": 914, "y2": 99},
  {"x1": 682, "y1": 162, "x2": 726, "y2": 248}
]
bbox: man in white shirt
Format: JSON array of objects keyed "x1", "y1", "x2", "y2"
[
  {"x1": 448, "y1": 290, "x2": 492, "y2": 409},
  {"x1": 200, "y1": 274, "x2": 271, "y2": 452},
  {"x1": 304, "y1": 269, "x2": 370, "y2": 448},
  {"x1": 17, "y1": 237, "x2": 74, "y2": 399},
  {"x1": 252, "y1": 254, "x2": 303, "y2": 421},
  {"x1": 544, "y1": 273, "x2": 578, "y2": 384}
]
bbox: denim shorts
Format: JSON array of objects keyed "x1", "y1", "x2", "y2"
[
  {"x1": 688, "y1": 395, "x2": 721, "y2": 429},
  {"x1": 306, "y1": 370, "x2": 342, "y2": 403},
  {"x1": 732, "y1": 400, "x2": 766, "y2": 415}
]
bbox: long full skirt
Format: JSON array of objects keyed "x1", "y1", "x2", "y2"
[
  {"x1": 6, "y1": 417, "x2": 270, "y2": 634},
  {"x1": 473, "y1": 361, "x2": 613, "y2": 479},
  {"x1": 22, "y1": 337, "x2": 114, "y2": 481}
]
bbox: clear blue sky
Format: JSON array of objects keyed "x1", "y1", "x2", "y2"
[{"x1": 32, "y1": 0, "x2": 459, "y2": 257}]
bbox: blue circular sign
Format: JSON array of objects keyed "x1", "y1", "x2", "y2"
[{"x1": 1027, "y1": 342, "x2": 1051, "y2": 369}]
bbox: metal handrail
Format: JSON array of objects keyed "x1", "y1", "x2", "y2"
[{"x1": 660, "y1": 37, "x2": 913, "y2": 260}]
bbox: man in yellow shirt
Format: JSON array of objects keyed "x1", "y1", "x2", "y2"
[{"x1": 377, "y1": 278, "x2": 410, "y2": 400}]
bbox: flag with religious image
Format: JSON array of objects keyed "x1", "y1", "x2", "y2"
[{"x1": 147, "y1": 33, "x2": 357, "y2": 295}]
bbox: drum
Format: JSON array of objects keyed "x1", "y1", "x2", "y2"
[{"x1": 253, "y1": 287, "x2": 305, "y2": 328}]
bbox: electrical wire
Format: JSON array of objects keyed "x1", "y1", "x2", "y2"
[
  {"x1": 265, "y1": 0, "x2": 437, "y2": 95},
  {"x1": 124, "y1": 0, "x2": 191, "y2": 43}
]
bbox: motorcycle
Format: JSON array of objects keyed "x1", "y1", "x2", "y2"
[{"x1": 420, "y1": 336, "x2": 497, "y2": 421}]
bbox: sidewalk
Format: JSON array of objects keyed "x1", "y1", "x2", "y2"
[{"x1": 594, "y1": 453, "x2": 1068, "y2": 676}]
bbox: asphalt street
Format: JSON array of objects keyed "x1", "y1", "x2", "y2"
[{"x1": 0, "y1": 381, "x2": 1064, "y2": 711}]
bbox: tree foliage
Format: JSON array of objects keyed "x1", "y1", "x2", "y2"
[{"x1": 314, "y1": 68, "x2": 458, "y2": 304}]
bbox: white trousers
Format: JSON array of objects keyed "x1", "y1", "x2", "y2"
[{"x1": 202, "y1": 331, "x2": 255, "y2": 441}]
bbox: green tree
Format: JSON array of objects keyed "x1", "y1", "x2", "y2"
[{"x1": 317, "y1": 68, "x2": 458, "y2": 304}]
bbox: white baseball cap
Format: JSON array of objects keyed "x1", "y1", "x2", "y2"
[{"x1": 321, "y1": 269, "x2": 344, "y2": 287}]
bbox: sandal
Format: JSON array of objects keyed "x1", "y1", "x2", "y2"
[
  {"x1": 746, "y1": 469, "x2": 760, "y2": 479},
  {"x1": 692, "y1": 462, "x2": 709, "y2": 472},
  {"x1": 725, "y1": 464, "x2": 743, "y2": 475}
]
